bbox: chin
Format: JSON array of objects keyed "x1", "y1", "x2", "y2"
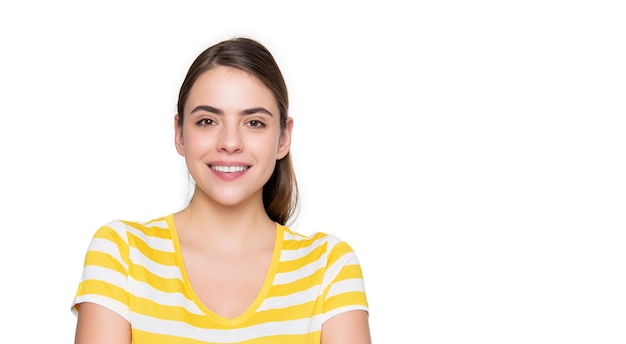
[{"x1": 211, "y1": 191, "x2": 260, "y2": 208}]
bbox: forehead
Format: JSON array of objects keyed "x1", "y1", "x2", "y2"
[{"x1": 186, "y1": 66, "x2": 277, "y2": 111}]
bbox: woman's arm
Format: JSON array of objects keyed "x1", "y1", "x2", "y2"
[
  {"x1": 74, "y1": 302, "x2": 131, "y2": 344},
  {"x1": 321, "y1": 310, "x2": 371, "y2": 344}
]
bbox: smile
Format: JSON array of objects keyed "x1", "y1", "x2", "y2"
[{"x1": 210, "y1": 165, "x2": 250, "y2": 173}]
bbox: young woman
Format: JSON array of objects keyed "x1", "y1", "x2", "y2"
[{"x1": 72, "y1": 37, "x2": 371, "y2": 343}]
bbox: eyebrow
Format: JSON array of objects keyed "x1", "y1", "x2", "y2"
[{"x1": 190, "y1": 105, "x2": 273, "y2": 117}]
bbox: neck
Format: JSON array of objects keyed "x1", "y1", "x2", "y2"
[{"x1": 173, "y1": 189, "x2": 276, "y2": 254}]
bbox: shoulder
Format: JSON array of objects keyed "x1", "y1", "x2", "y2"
[
  {"x1": 91, "y1": 215, "x2": 174, "y2": 247},
  {"x1": 281, "y1": 225, "x2": 339, "y2": 248},
  {"x1": 280, "y1": 225, "x2": 360, "y2": 261}
]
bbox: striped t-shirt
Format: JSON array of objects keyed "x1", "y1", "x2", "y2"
[{"x1": 71, "y1": 214, "x2": 368, "y2": 343}]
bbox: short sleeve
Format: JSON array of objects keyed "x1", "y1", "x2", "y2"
[
  {"x1": 321, "y1": 239, "x2": 369, "y2": 323},
  {"x1": 70, "y1": 221, "x2": 131, "y2": 322}
]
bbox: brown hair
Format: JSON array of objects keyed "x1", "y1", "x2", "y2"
[{"x1": 177, "y1": 37, "x2": 298, "y2": 225}]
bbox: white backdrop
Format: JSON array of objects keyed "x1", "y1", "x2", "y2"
[{"x1": 1, "y1": 1, "x2": 625, "y2": 342}]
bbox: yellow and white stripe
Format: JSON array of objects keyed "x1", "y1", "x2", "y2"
[{"x1": 71, "y1": 214, "x2": 368, "y2": 343}]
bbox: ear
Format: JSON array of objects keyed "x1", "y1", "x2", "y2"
[
  {"x1": 174, "y1": 114, "x2": 185, "y2": 156},
  {"x1": 277, "y1": 117, "x2": 293, "y2": 160}
]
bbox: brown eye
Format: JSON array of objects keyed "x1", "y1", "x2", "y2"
[
  {"x1": 196, "y1": 118, "x2": 215, "y2": 127},
  {"x1": 247, "y1": 120, "x2": 266, "y2": 128}
]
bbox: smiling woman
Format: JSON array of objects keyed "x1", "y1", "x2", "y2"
[{"x1": 70, "y1": 37, "x2": 371, "y2": 344}]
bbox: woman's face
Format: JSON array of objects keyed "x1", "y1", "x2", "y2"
[{"x1": 175, "y1": 66, "x2": 292, "y2": 207}]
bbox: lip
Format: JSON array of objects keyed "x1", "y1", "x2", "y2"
[{"x1": 207, "y1": 161, "x2": 251, "y2": 181}]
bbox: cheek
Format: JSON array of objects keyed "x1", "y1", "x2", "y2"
[
  {"x1": 183, "y1": 131, "x2": 212, "y2": 154},
  {"x1": 256, "y1": 135, "x2": 281, "y2": 156}
]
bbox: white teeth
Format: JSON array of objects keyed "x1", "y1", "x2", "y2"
[{"x1": 211, "y1": 165, "x2": 248, "y2": 173}]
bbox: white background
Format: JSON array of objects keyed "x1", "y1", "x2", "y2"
[{"x1": 1, "y1": 1, "x2": 625, "y2": 342}]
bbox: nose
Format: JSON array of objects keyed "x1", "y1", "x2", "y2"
[{"x1": 217, "y1": 124, "x2": 243, "y2": 153}]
